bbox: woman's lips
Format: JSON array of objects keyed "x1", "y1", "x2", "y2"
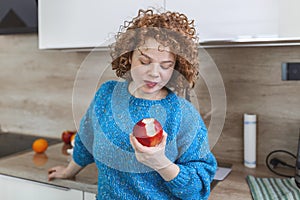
[{"x1": 144, "y1": 81, "x2": 157, "y2": 88}]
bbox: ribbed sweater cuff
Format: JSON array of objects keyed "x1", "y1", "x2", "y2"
[{"x1": 165, "y1": 165, "x2": 189, "y2": 188}]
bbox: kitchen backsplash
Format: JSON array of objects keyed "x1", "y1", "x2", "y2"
[{"x1": 0, "y1": 34, "x2": 299, "y2": 165}]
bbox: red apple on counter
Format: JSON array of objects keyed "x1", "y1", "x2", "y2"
[
  {"x1": 61, "y1": 130, "x2": 76, "y2": 144},
  {"x1": 133, "y1": 118, "x2": 163, "y2": 147}
]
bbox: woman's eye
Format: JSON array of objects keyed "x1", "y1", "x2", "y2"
[
  {"x1": 161, "y1": 64, "x2": 173, "y2": 69},
  {"x1": 140, "y1": 59, "x2": 150, "y2": 65}
]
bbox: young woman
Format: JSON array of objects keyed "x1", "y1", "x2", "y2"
[{"x1": 48, "y1": 9, "x2": 217, "y2": 200}]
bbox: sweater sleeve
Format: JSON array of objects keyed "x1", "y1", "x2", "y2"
[
  {"x1": 72, "y1": 80, "x2": 116, "y2": 167},
  {"x1": 73, "y1": 80, "x2": 119, "y2": 167},
  {"x1": 72, "y1": 103, "x2": 95, "y2": 167},
  {"x1": 164, "y1": 102, "x2": 217, "y2": 199}
]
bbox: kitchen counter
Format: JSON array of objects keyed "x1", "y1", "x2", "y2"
[
  {"x1": 209, "y1": 161, "x2": 294, "y2": 200},
  {"x1": 0, "y1": 143, "x2": 293, "y2": 199},
  {"x1": 0, "y1": 143, "x2": 97, "y2": 193}
]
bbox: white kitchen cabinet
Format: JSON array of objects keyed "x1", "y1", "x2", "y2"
[
  {"x1": 278, "y1": 0, "x2": 300, "y2": 38},
  {"x1": 166, "y1": 0, "x2": 300, "y2": 42},
  {"x1": 84, "y1": 191, "x2": 96, "y2": 200},
  {"x1": 38, "y1": 0, "x2": 300, "y2": 49},
  {"x1": 165, "y1": 0, "x2": 279, "y2": 42},
  {"x1": 0, "y1": 174, "x2": 82, "y2": 200},
  {"x1": 38, "y1": 0, "x2": 164, "y2": 49}
]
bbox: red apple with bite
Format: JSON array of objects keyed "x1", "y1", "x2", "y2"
[
  {"x1": 61, "y1": 130, "x2": 76, "y2": 144},
  {"x1": 133, "y1": 118, "x2": 163, "y2": 147}
]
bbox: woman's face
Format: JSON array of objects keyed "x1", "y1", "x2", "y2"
[{"x1": 129, "y1": 38, "x2": 175, "y2": 100}]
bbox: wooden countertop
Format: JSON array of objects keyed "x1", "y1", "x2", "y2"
[
  {"x1": 0, "y1": 142, "x2": 292, "y2": 198},
  {"x1": 0, "y1": 143, "x2": 98, "y2": 193},
  {"x1": 209, "y1": 162, "x2": 294, "y2": 200}
]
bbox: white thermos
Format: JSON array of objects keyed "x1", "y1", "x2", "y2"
[{"x1": 244, "y1": 114, "x2": 257, "y2": 168}]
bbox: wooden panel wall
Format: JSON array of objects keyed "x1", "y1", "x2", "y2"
[
  {"x1": 206, "y1": 46, "x2": 300, "y2": 164},
  {"x1": 0, "y1": 34, "x2": 111, "y2": 138},
  {"x1": 0, "y1": 34, "x2": 300, "y2": 165}
]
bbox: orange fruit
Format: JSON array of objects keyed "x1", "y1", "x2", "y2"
[
  {"x1": 70, "y1": 133, "x2": 76, "y2": 143},
  {"x1": 70, "y1": 133, "x2": 76, "y2": 147},
  {"x1": 32, "y1": 138, "x2": 48, "y2": 153}
]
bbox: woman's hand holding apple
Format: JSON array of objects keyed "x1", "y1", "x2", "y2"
[
  {"x1": 130, "y1": 118, "x2": 180, "y2": 181},
  {"x1": 130, "y1": 132, "x2": 172, "y2": 171}
]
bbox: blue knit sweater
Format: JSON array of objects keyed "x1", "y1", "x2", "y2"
[{"x1": 73, "y1": 80, "x2": 217, "y2": 200}]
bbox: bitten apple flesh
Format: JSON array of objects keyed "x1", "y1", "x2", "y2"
[{"x1": 133, "y1": 118, "x2": 163, "y2": 147}]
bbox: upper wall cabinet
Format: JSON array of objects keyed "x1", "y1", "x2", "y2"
[
  {"x1": 278, "y1": 0, "x2": 300, "y2": 38},
  {"x1": 38, "y1": 0, "x2": 164, "y2": 49},
  {"x1": 165, "y1": 0, "x2": 300, "y2": 42},
  {"x1": 166, "y1": 0, "x2": 300, "y2": 42},
  {"x1": 39, "y1": 0, "x2": 300, "y2": 49},
  {"x1": 166, "y1": 0, "x2": 278, "y2": 42}
]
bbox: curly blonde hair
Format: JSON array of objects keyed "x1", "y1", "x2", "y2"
[{"x1": 110, "y1": 9, "x2": 199, "y2": 96}]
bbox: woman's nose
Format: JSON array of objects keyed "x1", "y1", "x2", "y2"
[{"x1": 148, "y1": 63, "x2": 160, "y2": 77}]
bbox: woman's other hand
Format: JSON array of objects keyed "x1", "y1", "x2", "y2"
[
  {"x1": 48, "y1": 166, "x2": 68, "y2": 181},
  {"x1": 48, "y1": 160, "x2": 83, "y2": 181}
]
